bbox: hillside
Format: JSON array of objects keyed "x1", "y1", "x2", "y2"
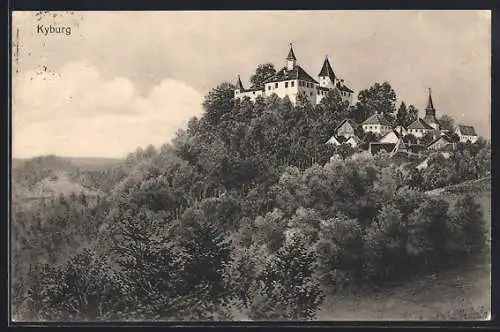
[
  {"x1": 12, "y1": 156, "x2": 123, "y2": 171},
  {"x1": 12, "y1": 155, "x2": 123, "y2": 201},
  {"x1": 319, "y1": 177, "x2": 491, "y2": 320},
  {"x1": 11, "y1": 81, "x2": 491, "y2": 322}
]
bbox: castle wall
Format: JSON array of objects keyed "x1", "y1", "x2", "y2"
[
  {"x1": 264, "y1": 79, "x2": 299, "y2": 101},
  {"x1": 297, "y1": 81, "x2": 318, "y2": 105},
  {"x1": 235, "y1": 89, "x2": 263, "y2": 102}
]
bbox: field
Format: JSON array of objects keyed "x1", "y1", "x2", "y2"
[{"x1": 318, "y1": 177, "x2": 491, "y2": 321}]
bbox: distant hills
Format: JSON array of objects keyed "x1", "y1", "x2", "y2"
[
  {"x1": 11, "y1": 155, "x2": 125, "y2": 201},
  {"x1": 12, "y1": 156, "x2": 124, "y2": 171}
]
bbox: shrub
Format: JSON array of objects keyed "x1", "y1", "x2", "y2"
[{"x1": 248, "y1": 233, "x2": 324, "y2": 320}]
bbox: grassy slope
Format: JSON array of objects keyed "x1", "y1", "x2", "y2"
[{"x1": 318, "y1": 178, "x2": 491, "y2": 321}]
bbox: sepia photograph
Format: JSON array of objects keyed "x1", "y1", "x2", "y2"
[{"x1": 10, "y1": 10, "x2": 491, "y2": 322}]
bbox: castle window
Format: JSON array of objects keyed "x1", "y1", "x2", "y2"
[
  {"x1": 291, "y1": 81, "x2": 294, "y2": 87},
  {"x1": 275, "y1": 83, "x2": 278, "y2": 89},
  {"x1": 285, "y1": 82, "x2": 289, "y2": 88},
  {"x1": 310, "y1": 91, "x2": 313, "y2": 96},
  {"x1": 253, "y1": 91, "x2": 255, "y2": 95},
  {"x1": 268, "y1": 86, "x2": 271, "y2": 90}
]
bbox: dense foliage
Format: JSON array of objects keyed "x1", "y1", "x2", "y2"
[{"x1": 12, "y1": 73, "x2": 490, "y2": 321}]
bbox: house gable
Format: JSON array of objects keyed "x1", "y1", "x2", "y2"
[
  {"x1": 379, "y1": 131, "x2": 400, "y2": 144},
  {"x1": 335, "y1": 119, "x2": 358, "y2": 137}
]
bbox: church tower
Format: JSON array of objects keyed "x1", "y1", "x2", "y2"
[
  {"x1": 235, "y1": 75, "x2": 244, "y2": 92},
  {"x1": 286, "y1": 43, "x2": 297, "y2": 71},
  {"x1": 423, "y1": 88, "x2": 441, "y2": 130},
  {"x1": 318, "y1": 55, "x2": 336, "y2": 89}
]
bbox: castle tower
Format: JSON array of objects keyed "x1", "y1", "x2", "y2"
[
  {"x1": 318, "y1": 56, "x2": 336, "y2": 89},
  {"x1": 423, "y1": 88, "x2": 441, "y2": 130},
  {"x1": 286, "y1": 43, "x2": 297, "y2": 71}
]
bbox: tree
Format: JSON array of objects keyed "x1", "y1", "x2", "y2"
[
  {"x1": 438, "y1": 115, "x2": 455, "y2": 132},
  {"x1": 248, "y1": 233, "x2": 324, "y2": 320},
  {"x1": 108, "y1": 208, "x2": 195, "y2": 320},
  {"x1": 406, "y1": 198, "x2": 451, "y2": 267},
  {"x1": 202, "y1": 82, "x2": 236, "y2": 128},
  {"x1": 396, "y1": 101, "x2": 409, "y2": 127},
  {"x1": 403, "y1": 133, "x2": 418, "y2": 145},
  {"x1": 250, "y1": 63, "x2": 276, "y2": 90},
  {"x1": 253, "y1": 208, "x2": 288, "y2": 253},
  {"x1": 336, "y1": 143, "x2": 355, "y2": 160},
  {"x1": 176, "y1": 207, "x2": 233, "y2": 308},
  {"x1": 449, "y1": 194, "x2": 485, "y2": 255},
  {"x1": 287, "y1": 207, "x2": 323, "y2": 245},
  {"x1": 421, "y1": 131, "x2": 435, "y2": 146},
  {"x1": 449, "y1": 133, "x2": 460, "y2": 143},
  {"x1": 407, "y1": 105, "x2": 419, "y2": 126},
  {"x1": 356, "y1": 82, "x2": 397, "y2": 121},
  {"x1": 363, "y1": 132, "x2": 379, "y2": 144},
  {"x1": 362, "y1": 204, "x2": 406, "y2": 281},
  {"x1": 31, "y1": 249, "x2": 122, "y2": 321},
  {"x1": 316, "y1": 216, "x2": 364, "y2": 287}
]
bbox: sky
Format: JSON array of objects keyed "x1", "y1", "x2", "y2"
[{"x1": 12, "y1": 10, "x2": 491, "y2": 158}]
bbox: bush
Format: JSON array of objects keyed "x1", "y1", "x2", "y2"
[
  {"x1": 316, "y1": 215, "x2": 364, "y2": 288},
  {"x1": 446, "y1": 194, "x2": 486, "y2": 257},
  {"x1": 248, "y1": 233, "x2": 324, "y2": 320},
  {"x1": 28, "y1": 249, "x2": 122, "y2": 321}
]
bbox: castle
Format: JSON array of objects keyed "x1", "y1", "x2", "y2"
[{"x1": 234, "y1": 44, "x2": 354, "y2": 105}]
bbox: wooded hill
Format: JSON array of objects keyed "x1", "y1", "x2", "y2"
[{"x1": 11, "y1": 77, "x2": 490, "y2": 321}]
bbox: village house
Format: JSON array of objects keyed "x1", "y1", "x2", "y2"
[
  {"x1": 234, "y1": 44, "x2": 354, "y2": 105},
  {"x1": 335, "y1": 118, "x2": 358, "y2": 138},
  {"x1": 427, "y1": 135, "x2": 455, "y2": 151},
  {"x1": 406, "y1": 118, "x2": 434, "y2": 138},
  {"x1": 379, "y1": 130, "x2": 401, "y2": 144},
  {"x1": 361, "y1": 113, "x2": 392, "y2": 136},
  {"x1": 455, "y1": 124, "x2": 479, "y2": 143},
  {"x1": 346, "y1": 135, "x2": 361, "y2": 148},
  {"x1": 325, "y1": 135, "x2": 342, "y2": 146}
]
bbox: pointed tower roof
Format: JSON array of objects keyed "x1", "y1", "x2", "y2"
[
  {"x1": 426, "y1": 88, "x2": 435, "y2": 111},
  {"x1": 318, "y1": 56, "x2": 336, "y2": 81},
  {"x1": 287, "y1": 43, "x2": 297, "y2": 61},
  {"x1": 235, "y1": 75, "x2": 245, "y2": 91}
]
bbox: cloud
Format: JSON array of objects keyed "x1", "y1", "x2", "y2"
[{"x1": 13, "y1": 61, "x2": 204, "y2": 158}]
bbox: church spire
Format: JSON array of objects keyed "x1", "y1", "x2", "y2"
[
  {"x1": 235, "y1": 75, "x2": 244, "y2": 91},
  {"x1": 424, "y1": 88, "x2": 440, "y2": 130},
  {"x1": 426, "y1": 88, "x2": 435, "y2": 112}
]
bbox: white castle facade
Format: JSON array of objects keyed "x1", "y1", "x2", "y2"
[{"x1": 234, "y1": 44, "x2": 354, "y2": 105}]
